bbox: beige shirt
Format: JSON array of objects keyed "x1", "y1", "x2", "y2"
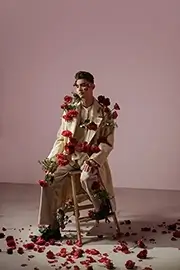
[{"x1": 74, "y1": 104, "x2": 93, "y2": 141}]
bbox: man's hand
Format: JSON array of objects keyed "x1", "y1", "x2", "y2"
[{"x1": 82, "y1": 159, "x2": 98, "y2": 173}]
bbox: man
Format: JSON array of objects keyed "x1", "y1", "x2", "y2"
[{"x1": 38, "y1": 71, "x2": 117, "y2": 240}]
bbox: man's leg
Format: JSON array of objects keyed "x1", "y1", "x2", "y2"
[
  {"x1": 38, "y1": 164, "x2": 77, "y2": 229},
  {"x1": 80, "y1": 169, "x2": 101, "y2": 211},
  {"x1": 80, "y1": 168, "x2": 111, "y2": 220}
]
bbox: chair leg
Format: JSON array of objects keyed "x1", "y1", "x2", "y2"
[
  {"x1": 71, "y1": 174, "x2": 82, "y2": 244},
  {"x1": 112, "y1": 212, "x2": 121, "y2": 235}
]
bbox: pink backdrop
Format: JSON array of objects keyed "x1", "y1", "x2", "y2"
[{"x1": 1, "y1": 0, "x2": 180, "y2": 189}]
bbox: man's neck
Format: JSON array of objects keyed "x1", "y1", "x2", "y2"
[{"x1": 81, "y1": 97, "x2": 94, "y2": 108}]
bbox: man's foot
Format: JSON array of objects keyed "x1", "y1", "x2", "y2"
[
  {"x1": 88, "y1": 202, "x2": 111, "y2": 221},
  {"x1": 39, "y1": 226, "x2": 61, "y2": 241}
]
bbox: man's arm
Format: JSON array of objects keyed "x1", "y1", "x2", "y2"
[{"x1": 89, "y1": 126, "x2": 115, "y2": 167}]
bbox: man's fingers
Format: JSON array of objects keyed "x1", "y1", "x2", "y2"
[{"x1": 83, "y1": 163, "x2": 91, "y2": 172}]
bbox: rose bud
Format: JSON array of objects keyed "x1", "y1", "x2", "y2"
[{"x1": 114, "y1": 103, "x2": 120, "y2": 110}]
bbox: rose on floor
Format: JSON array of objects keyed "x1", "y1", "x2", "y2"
[
  {"x1": 137, "y1": 239, "x2": 146, "y2": 248},
  {"x1": 125, "y1": 260, "x2": 135, "y2": 269},
  {"x1": 6, "y1": 236, "x2": 16, "y2": 250},
  {"x1": 137, "y1": 249, "x2": 148, "y2": 259}
]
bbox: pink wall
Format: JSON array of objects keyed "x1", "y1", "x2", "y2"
[{"x1": 1, "y1": 0, "x2": 180, "y2": 189}]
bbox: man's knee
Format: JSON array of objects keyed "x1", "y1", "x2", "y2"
[{"x1": 80, "y1": 170, "x2": 98, "y2": 190}]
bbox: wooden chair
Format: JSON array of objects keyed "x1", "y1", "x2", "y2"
[{"x1": 65, "y1": 170, "x2": 121, "y2": 244}]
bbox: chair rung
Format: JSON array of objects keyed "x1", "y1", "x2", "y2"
[
  {"x1": 79, "y1": 212, "x2": 115, "y2": 222},
  {"x1": 79, "y1": 216, "x2": 92, "y2": 222},
  {"x1": 65, "y1": 203, "x2": 94, "y2": 213},
  {"x1": 78, "y1": 203, "x2": 94, "y2": 210}
]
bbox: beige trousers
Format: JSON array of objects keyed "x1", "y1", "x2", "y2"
[{"x1": 38, "y1": 163, "x2": 101, "y2": 226}]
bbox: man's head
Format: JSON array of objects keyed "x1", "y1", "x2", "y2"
[{"x1": 73, "y1": 71, "x2": 95, "y2": 100}]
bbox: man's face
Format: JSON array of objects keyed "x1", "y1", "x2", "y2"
[{"x1": 74, "y1": 79, "x2": 94, "y2": 99}]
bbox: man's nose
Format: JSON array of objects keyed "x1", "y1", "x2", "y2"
[{"x1": 79, "y1": 87, "x2": 83, "y2": 92}]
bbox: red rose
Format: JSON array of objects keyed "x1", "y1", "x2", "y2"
[
  {"x1": 38, "y1": 180, "x2": 48, "y2": 187},
  {"x1": 75, "y1": 142, "x2": 84, "y2": 152},
  {"x1": 46, "y1": 250, "x2": 55, "y2": 259},
  {"x1": 57, "y1": 153, "x2": 66, "y2": 160},
  {"x1": 6, "y1": 239, "x2": 16, "y2": 249},
  {"x1": 68, "y1": 109, "x2": 78, "y2": 117},
  {"x1": 58, "y1": 158, "x2": 69, "y2": 166},
  {"x1": 137, "y1": 249, "x2": 147, "y2": 259},
  {"x1": 72, "y1": 247, "x2": 84, "y2": 258},
  {"x1": 6, "y1": 236, "x2": 14, "y2": 242},
  {"x1": 87, "y1": 121, "x2": 97, "y2": 131},
  {"x1": 173, "y1": 230, "x2": 180, "y2": 238},
  {"x1": 98, "y1": 95, "x2": 105, "y2": 104},
  {"x1": 23, "y1": 242, "x2": 35, "y2": 250},
  {"x1": 85, "y1": 248, "x2": 100, "y2": 255},
  {"x1": 63, "y1": 109, "x2": 79, "y2": 121},
  {"x1": 114, "y1": 103, "x2": 120, "y2": 110},
  {"x1": 91, "y1": 181, "x2": 100, "y2": 190},
  {"x1": 63, "y1": 114, "x2": 72, "y2": 121},
  {"x1": 112, "y1": 111, "x2": 118, "y2": 119},
  {"x1": 57, "y1": 153, "x2": 69, "y2": 166},
  {"x1": 61, "y1": 103, "x2": 69, "y2": 110},
  {"x1": 61, "y1": 130, "x2": 72, "y2": 137},
  {"x1": 86, "y1": 256, "x2": 96, "y2": 263},
  {"x1": 90, "y1": 145, "x2": 100, "y2": 153},
  {"x1": 35, "y1": 237, "x2": 46, "y2": 245},
  {"x1": 103, "y1": 98, "x2": 110, "y2": 107},
  {"x1": 119, "y1": 243, "x2": 130, "y2": 254},
  {"x1": 75, "y1": 142, "x2": 90, "y2": 153},
  {"x1": 105, "y1": 261, "x2": 114, "y2": 269},
  {"x1": 69, "y1": 137, "x2": 78, "y2": 145},
  {"x1": 64, "y1": 95, "x2": 72, "y2": 103},
  {"x1": 64, "y1": 142, "x2": 75, "y2": 155},
  {"x1": 98, "y1": 257, "x2": 111, "y2": 265},
  {"x1": 125, "y1": 260, "x2": 135, "y2": 269},
  {"x1": 137, "y1": 239, "x2": 146, "y2": 248},
  {"x1": 66, "y1": 239, "x2": 74, "y2": 245}
]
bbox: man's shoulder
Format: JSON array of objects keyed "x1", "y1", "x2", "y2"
[{"x1": 93, "y1": 98, "x2": 103, "y2": 110}]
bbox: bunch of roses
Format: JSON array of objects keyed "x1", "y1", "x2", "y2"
[
  {"x1": 97, "y1": 95, "x2": 120, "y2": 120},
  {"x1": 61, "y1": 95, "x2": 79, "y2": 122},
  {"x1": 56, "y1": 130, "x2": 100, "y2": 167}
]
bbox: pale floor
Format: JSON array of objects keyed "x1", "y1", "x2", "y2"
[{"x1": 0, "y1": 183, "x2": 180, "y2": 270}]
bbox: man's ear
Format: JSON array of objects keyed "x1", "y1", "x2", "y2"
[{"x1": 92, "y1": 84, "x2": 95, "y2": 90}]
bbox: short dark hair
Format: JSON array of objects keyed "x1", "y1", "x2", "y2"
[{"x1": 74, "y1": 71, "x2": 94, "y2": 84}]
